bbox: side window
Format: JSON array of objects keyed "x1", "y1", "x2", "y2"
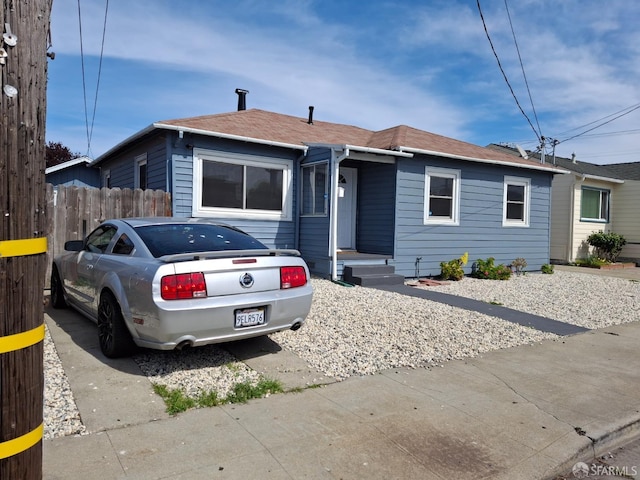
[
  {"x1": 85, "y1": 226, "x2": 117, "y2": 253},
  {"x1": 135, "y1": 154, "x2": 148, "y2": 190},
  {"x1": 581, "y1": 187, "x2": 609, "y2": 222},
  {"x1": 112, "y1": 233, "x2": 134, "y2": 255},
  {"x1": 503, "y1": 176, "x2": 531, "y2": 227},
  {"x1": 424, "y1": 167, "x2": 461, "y2": 225},
  {"x1": 301, "y1": 163, "x2": 328, "y2": 216}
]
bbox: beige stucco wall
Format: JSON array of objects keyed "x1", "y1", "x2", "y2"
[
  {"x1": 551, "y1": 173, "x2": 625, "y2": 263},
  {"x1": 611, "y1": 179, "x2": 640, "y2": 262},
  {"x1": 550, "y1": 173, "x2": 573, "y2": 262}
]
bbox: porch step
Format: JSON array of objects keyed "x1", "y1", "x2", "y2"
[{"x1": 343, "y1": 265, "x2": 405, "y2": 287}]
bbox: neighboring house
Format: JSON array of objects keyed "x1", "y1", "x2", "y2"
[
  {"x1": 45, "y1": 156, "x2": 100, "y2": 187},
  {"x1": 89, "y1": 106, "x2": 567, "y2": 280},
  {"x1": 490, "y1": 145, "x2": 640, "y2": 265}
]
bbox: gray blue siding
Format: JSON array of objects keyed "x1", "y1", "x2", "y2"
[{"x1": 392, "y1": 156, "x2": 552, "y2": 277}]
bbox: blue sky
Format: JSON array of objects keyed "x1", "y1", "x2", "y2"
[{"x1": 47, "y1": 0, "x2": 640, "y2": 164}]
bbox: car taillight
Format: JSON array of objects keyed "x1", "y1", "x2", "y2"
[
  {"x1": 280, "y1": 266, "x2": 307, "y2": 289},
  {"x1": 161, "y1": 272, "x2": 207, "y2": 300}
]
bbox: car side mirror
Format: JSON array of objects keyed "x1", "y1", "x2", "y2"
[{"x1": 64, "y1": 240, "x2": 85, "y2": 252}]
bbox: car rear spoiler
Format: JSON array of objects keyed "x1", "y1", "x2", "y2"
[{"x1": 159, "y1": 249, "x2": 302, "y2": 263}]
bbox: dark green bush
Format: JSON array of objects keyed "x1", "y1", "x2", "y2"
[
  {"x1": 472, "y1": 257, "x2": 512, "y2": 280},
  {"x1": 541, "y1": 263, "x2": 554, "y2": 274},
  {"x1": 587, "y1": 231, "x2": 626, "y2": 263}
]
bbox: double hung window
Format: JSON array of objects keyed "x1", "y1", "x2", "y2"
[{"x1": 424, "y1": 167, "x2": 460, "y2": 225}]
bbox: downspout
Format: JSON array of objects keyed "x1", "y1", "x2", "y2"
[
  {"x1": 330, "y1": 147, "x2": 349, "y2": 281},
  {"x1": 568, "y1": 175, "x2": 579, "y2": 262}
]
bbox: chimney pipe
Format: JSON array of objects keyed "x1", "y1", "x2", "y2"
[
  {"x1": 235, "y1": 88, "x2": 249, "y2": 111},
  {"x1": 571, "y1": 153, "x2": 576, "y2": 164},
  {"x1": 308, "y1": 106, "x2": 314, "y2": 124}
]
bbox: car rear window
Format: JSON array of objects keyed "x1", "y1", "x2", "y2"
[{"x1": 134, "y1": 224, "x2": 268, "y2": 258}]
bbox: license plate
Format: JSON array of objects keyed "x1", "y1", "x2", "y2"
[{"x1": 235, "y1": 308, "x2": 265, "y2": 328}]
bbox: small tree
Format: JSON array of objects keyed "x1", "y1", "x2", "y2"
[
  {"x1": 45, "y1": 141, "x2": 82, "y2": 168},
  {"x1": 587, "y1": 231, "x2": 626, "y2": 263}
]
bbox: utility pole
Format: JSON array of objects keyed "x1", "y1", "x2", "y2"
[{"x1": 0, "y1": 1, "x2": 51, "y2": 478}]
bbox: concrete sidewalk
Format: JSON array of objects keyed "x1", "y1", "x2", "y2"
[{"x1": 43, "y1": 307, "x2": 640, "y2": 479}]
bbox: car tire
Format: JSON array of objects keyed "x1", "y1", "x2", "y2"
[
  {"x1": 98, "y1": 291, "x2": 136, "y2": 358},
  {"x1": 50, "y1": 266, "x2": 67, "y2": 309}
]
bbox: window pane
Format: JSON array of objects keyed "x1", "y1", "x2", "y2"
[
  {"x1": 314, "y1": 165, "x2": 327, "y2": 214},
  {"x1": 507, "y1": 203, "x2": 524, "y2": 220},
  {"x1": 600, "y1": 191, "x2": 609, "y2": 219},
  {"x1": 246, "y1": 166, "x2": 283, "y2": 211},
  {"x1": 138, "y1": 163, "x2": 147, "y2": 190},
  {"x1": 581, "y1": 189, "x2": 600, "y2": 219},
  {"x1": 429, "y1": 198, "x2": 452, "y2": 217},
  {"x1": 202, "y1": 161, "x2": 243, "y2": 208},
  {"x1": 302, "y1": 167, "x2": 313, "y2": 215},
  {"x1": 507, "y1": 184, "x2": 524, "y2": 202},
  {"x1": 430, "y1": 176, "x2": 453, "y2": 197}
]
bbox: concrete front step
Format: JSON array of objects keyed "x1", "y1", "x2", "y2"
[{"x1": 343, "y1": 265, "x2": 405, "y2": 286}]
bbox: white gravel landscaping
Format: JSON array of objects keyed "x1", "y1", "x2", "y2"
[{"x1": 43, "y1": 270, "x2": 639, "y2": 439}]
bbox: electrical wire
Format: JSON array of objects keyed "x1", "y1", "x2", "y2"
[
  {"x1": 552, "y1": 102, "x2": 640, "y2": 138},
  {"x1": 77, "y1": 0, "x2": 109, "y2": 157},
  {"x1": 559, "y1": 104, "x2": 640, "y2": 144},
  {"x1": 504, "y1": 0, "x2": 541, "y2": 137},
  {"x1": 476, "y1": 0, "x2": 541, "y2": 143}
]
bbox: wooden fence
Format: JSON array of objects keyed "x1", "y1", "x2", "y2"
[{"x1": 45, "y1": 184, "x2": 172, "y2": 286}]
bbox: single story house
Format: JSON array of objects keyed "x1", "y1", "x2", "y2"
[
  {"x1": 45, "y1": 156, "x2": 100, "y2": 187},
  {"x1": 489, "y1": 145, "x2": 640, "y2": 265},
  {"x1": 89, "y1": 104, "x2": 567, "y2": 281}
]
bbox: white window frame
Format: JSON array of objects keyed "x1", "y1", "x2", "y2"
[
  {"x1": 192, "y1": 149, "x2": 293, "y2": 221},
  {"x1": 301, "y1": 162, "x2": 328, "y2": 217},
  {"x1": 503, "y1": 176, "x2": 531, "y2": 227},
  {"x1": 134, "y1": 154, "x2": 147, "y2": 190},
  {"x1": 424, "y1": 167, "x2": 461, "y2": 225}
]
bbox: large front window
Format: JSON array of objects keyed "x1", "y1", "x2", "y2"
[
  {"x1": 193, "y1": 151, "x2": 292, "y2": 220},
  {"x1": 424, "y1": 167, "x2": 460, "y2": 225},
  {"x1": 503, "y1": 176, "x2": 530, "y2": 227},
  {"x1": 581, "y1": 187, "x2": 609, "y2": 222}
]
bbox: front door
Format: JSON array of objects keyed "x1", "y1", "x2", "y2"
[{"x1": 337, "y1": 167, "x2": 356, "y2": 250}]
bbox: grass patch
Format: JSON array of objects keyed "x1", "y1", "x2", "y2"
[
  {"x1": 153, "y1": 377, "x2": 284, "y2": 415},
  {"x1": 488, "y1": 300, "x2": 504, "y2": 306}
]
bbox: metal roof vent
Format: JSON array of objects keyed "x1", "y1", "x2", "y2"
[
  {"x1": 235, "y1": 88, "x2": 249, "y2": 111},
  {"x1": 308, "y1": 106, "x2": 314, "y2": 124}
]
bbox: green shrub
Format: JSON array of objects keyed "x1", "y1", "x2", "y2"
[
  {"x1": 587, "y1": 231, "x2": 626, "y2": 263},
  {"x1": 541, "y1": 263, "x2": 554, "y2": 274},
  {"x1": 439, "y1": 252, "x2": 468, "y2": 281},
  {"x1": 574, "y1": 255, "x2": 610, "y2": 268},
  {"x1": 472, "y1": 257, "x2": 512, "y2": 280}
]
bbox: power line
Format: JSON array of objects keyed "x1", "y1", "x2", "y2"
[
  {"x1": 504, "y1": 0, "x2": 541, "y2": 137},
  {"x1": 559, "y1": 104, "x2": 640, "y2": 144},
  {"x1": 476, "y1": 0, "x2": 541, "y2": 143},
  {"x1": 552, "y1": 102, "x2": 640, "y2": 138},
  {"x1": 77, "y1": 0, "x2": 109, "y2": 157}
]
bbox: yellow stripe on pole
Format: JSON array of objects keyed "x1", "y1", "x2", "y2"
[
  {"x1": 0, "y1": 424, "x2": 43, "y2": 460},
  {"x1": 0, "y1": 324, "x2": 45, "y2": 354},
  {"x1": 0, "y1": 237, "x2": 47, "y2": 258}
]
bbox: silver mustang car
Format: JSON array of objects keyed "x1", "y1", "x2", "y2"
[{"x1": 50, "y1": 217, "x2": 313, "y2": 358}]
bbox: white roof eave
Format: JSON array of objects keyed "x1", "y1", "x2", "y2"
[{"x1": 398, "y1": 146, "x2": 569, "y2": 174}]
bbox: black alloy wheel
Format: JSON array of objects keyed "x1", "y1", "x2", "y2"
[{"x1": 97, "y1": 292, "x2": 135, "y2": 358}]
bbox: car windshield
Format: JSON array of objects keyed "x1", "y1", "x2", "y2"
[{"x1": 134, "y1": 223, "x2": 268, "y2": 258}]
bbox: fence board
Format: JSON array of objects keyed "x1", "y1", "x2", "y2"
[{"x1": 45, "y1": 185, "x2": 172, "y2": 287}]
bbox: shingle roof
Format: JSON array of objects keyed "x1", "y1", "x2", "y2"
[
  {"x1": 158, "y1": 109, "x2": 561, "y2": 172},
  {"x1": 600, "y1": 162, "x2": 640, "y2": 181}
]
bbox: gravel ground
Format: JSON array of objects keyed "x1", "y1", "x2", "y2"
[{"x1": 43, "y1": 270, "x2": 639, "y2": 439}]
